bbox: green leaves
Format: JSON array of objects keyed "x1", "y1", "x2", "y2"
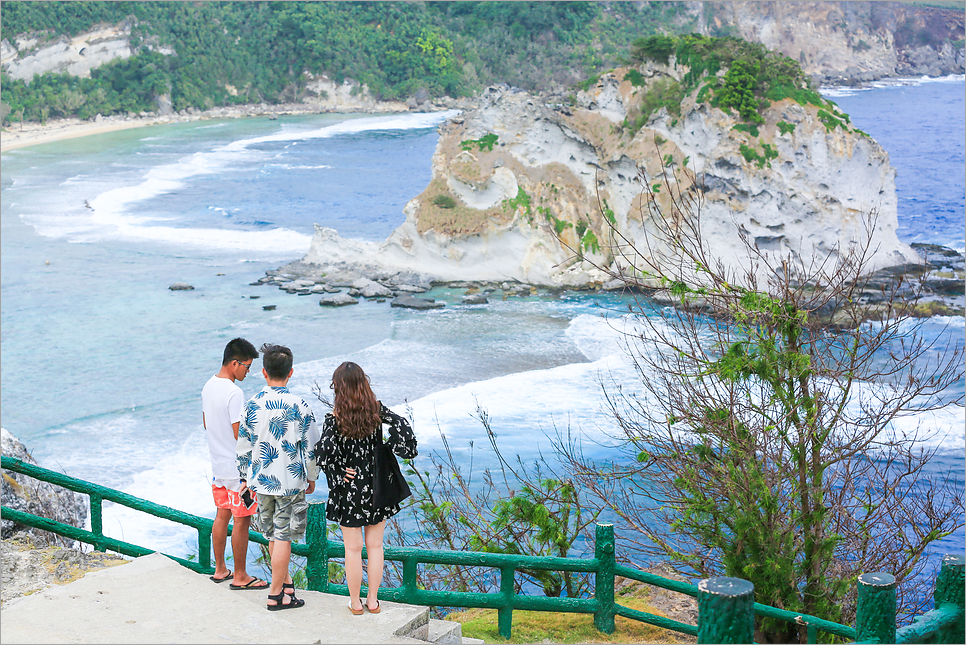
[{"x1": 461, "y1": 133, "x2": 500, "y2": 152}]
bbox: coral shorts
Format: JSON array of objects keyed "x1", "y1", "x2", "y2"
[{"x1": 212, "y1": 484, "x2": 258, "y2": 518}]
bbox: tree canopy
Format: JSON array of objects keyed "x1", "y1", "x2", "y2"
[{"x1": 0, "y1": 1, "x2": 692, "y2": 124}]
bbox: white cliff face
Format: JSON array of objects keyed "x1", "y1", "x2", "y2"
[
  {"x1": 304, "y1": 73, "x2": 917, "y2": 287},
  {"x1": 0, "y1": 24, "x2": 157, "y2": 81}
]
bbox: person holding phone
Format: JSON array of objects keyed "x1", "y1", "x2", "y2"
[
  {"x1": 237, "y1": 343, "x2": 321, "y2": 611},
  {"x1": 201, "y1": 337, "x2": 268, "y2": 589}
]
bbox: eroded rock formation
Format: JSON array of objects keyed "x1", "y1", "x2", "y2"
[{"x1": 302, "y1": 64, "x2": 919, "y2": 287}]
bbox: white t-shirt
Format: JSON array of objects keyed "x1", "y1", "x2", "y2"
[{"x1": 202, "y1": 374, "x2": 245, "y2": 485}]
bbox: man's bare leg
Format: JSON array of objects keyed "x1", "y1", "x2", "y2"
[{"x1": 211, "y1": 508, "x2": 232, "y2": 579}]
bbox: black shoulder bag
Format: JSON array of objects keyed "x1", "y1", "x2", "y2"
[{"x1": 372, "y1": 422, "x2": 412, "y2": 508}]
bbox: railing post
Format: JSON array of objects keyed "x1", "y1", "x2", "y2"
[
  {"x1": 306, "y1": 501, "x2": 327, "y2": 592},
  {"x1": 197, "y1": 528, "x2": 211, "y2": 571},
  {"x1": 697, "y1": 577, "x2": 755, "y2": 644},
  {"x1": 402, "y1": 556, "x2": 418, "y2": 598},
  {"x1": 934, "y1": 554, "x2": 965, "y2": 644},
  {"x1": 88, "y1": 492, "x2": 105, "y2": 552},
  {"x1": 498, "y1": 564, "x2": 515, "y2": 640},
  {"x1": 594, "y1": 523, "x2": 616, "y2": 634},
  {"x1": 856, "y1": 572, "x2": 896, "y2": 644}
]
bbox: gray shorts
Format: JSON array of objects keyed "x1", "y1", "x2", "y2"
[{"x1": 256, "y1": 491, "x2": 307, "y2": 542}]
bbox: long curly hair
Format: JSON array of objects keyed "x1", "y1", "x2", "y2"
[{"x1": 331, "y1": 361, "x2": 381, "y2": 439}]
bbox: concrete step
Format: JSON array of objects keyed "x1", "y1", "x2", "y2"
[{"x1": 0, "y1": 552, "x2": 480, "y2": 644}]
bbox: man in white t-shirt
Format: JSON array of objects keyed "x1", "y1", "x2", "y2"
[{"x1": 201, "y1": 337, "x2": 268, "y2": 589}]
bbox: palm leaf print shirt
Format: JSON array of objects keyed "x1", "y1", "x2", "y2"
[{"x1": 237, "y1": 386, "x2": 321, "y2": 496}]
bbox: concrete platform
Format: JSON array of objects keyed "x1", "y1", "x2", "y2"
[{"x1": 0, "y1": 552, "x2": 459, "y2": 644}]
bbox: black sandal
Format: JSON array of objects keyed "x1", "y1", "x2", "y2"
[{"x1": 267, "y1": 590, "x2": 305, "y2": 611}]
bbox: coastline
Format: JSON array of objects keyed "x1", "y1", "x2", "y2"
[
  {"x1": 0, "y1": 98, "x2": 467, "y2": 153},
  {"x1": 1, "y1": 116, "x2": 175, "y2": 152}
]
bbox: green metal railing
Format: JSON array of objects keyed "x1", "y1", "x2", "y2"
[{"x1": 3, "y1": 455, "x2": 963, "y2": 643}]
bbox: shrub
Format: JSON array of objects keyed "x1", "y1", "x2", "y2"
[
  {"x1": 732, "y1": 123, "x2": 760, "y2": 137},
  {"x1": 433, "y1": 194, "x2": 457, "y2": 209},
  {"x1": 460, "y1": 133, "x2": 499, "y2": 152}
]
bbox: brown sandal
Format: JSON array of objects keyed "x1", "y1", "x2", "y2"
[
  {"x1": 348, "y1": 602, "x2": 364, "y2": 616},
  {"x1": 367, "y1": 600, "x2": 381, "y2": 614}
]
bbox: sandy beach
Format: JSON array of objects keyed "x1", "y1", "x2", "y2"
[
  {"x1": 0, "y1": 98, "x2": 438, "y2": 153},
  {"x1": 0, "y1": 104, "x2": 331, "y2": 153},
  {"x1": 1, "y1": 116, "x2": 179, "y2": 152}
]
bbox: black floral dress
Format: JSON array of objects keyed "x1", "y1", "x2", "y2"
[{"x1": 316, "y1": 402, "x2": 418, "y2": 527}]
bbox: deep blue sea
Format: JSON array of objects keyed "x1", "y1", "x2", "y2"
[{"x1": 2, "y1": 78, "x2": 963, "y2": 594}]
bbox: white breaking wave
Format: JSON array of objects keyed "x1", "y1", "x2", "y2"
[
  {"x1": 72, "y1": 111, "x2": 459, "y2": 251},
  {"x1": 822, "y1": 74, "x2": 965, "y2": 98}
]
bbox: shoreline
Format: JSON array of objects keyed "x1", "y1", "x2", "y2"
[{"x1": 0, "y1": 99, "x2": 467, "y2": 153}]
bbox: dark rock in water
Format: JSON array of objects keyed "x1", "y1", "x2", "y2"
[
  {"x1": 923, "y1": 276, "x2": 965, "y2": 295},
  {"x1": 912, "y1": 243, "x2": 966, "y2": 270},
  {"x1": 319, "y1": 293, "x2": 359, "y2": 307},
  {"x1": 262, "y1": 305, "x2": 276, "y2": 311},
  {"x1": 249, "y1": 295, "x2": 260, "y2": 299},
  {"x1": 462, "y1": 294, "x2": 489, "y2": 305},
  {"x1": 391, "y1": 295, "x2": 444, "y2": 309},
  {"x1": 169, "y1": 283, "x2": 194, "y2": 291},
  {"x1": 1, "y1": 429, "x2": 88, "y2": 547}
]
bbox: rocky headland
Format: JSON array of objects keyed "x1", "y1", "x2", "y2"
[{"x1": 258, "y1": 56, "x2": 964, "y2": 323}]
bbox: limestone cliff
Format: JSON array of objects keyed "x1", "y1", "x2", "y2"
[
  {"x1": 303, "y1": 64, "x2": 919, "y2": 287},
  {"x1": 696, "y1": 1, "x2": 965, "y2": 83}
]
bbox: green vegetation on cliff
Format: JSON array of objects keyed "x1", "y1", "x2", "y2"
[
  {"x1": 0, "y1": 0, "x2": 694, "y2": 125},
  {"x1": 626, "y1": 34, "x2": 824, "y2": 128}
]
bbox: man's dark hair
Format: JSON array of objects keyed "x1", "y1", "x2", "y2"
[
  {"x1": 260, "y1": 343, "x2": 293, "y2": 380},
  {"x1": 222, "y1": 338, "x2": 258, "y2": 366}
]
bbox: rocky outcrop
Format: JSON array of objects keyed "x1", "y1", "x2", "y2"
[
  {"x1": 1, "y1": 536, "x2": 127, "y2": 607},
  {"x1": 696, "y1": 1, "x2": 965, "y2": 84},
  {"x1": 1, "y1": 428, "x2": 88, "y2": 547},
  {"x1": 298, "y1": 69, "x2": 919, "y2": 288}
]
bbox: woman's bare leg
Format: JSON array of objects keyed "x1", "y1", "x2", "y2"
[
  {"x1": 341, "y1": 526, "x2": 364, "y2": 611},
  {"x1": 364, "y1": 520, "x2": 386, "y2": 611}
]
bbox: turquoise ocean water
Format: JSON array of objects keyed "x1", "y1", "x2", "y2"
[{"x1": 2, "y1": 78, "x2": 963, "y2": 587}]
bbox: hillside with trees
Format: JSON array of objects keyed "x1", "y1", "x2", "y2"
[
  {"x1": 1, "y1": 1, "x2": 963, "y2": 126},
  {"x1": 0, "y1": 1, "x2": 693, "y2": 124}
]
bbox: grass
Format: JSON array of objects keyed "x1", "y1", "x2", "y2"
[{"x1": 445, "y1": 596, "x2": 694, "y2": 644}]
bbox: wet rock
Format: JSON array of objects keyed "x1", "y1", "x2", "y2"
[
  {"x1": 393, "y1": 284, "x2": 429, "y2": 294},
  {"x1": 319, "y1": 293, "x2": 359, "y2": 307},
  {"x1": 391, "y1": 295, "x2": 444, "y2": 310},
  {"x1": 462, "y1": 294, "x2": 488, "y2": 305},
  {"x1": 352, "y1": 278, "x2": 394, "y2": 298},
  {"x1": 168, "y1": 283, "x2": 194, "y2": 291}
]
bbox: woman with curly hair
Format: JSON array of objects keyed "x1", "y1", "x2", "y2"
[{"x1": 315, "y1": 361, "x2": 418, "y2": 615}]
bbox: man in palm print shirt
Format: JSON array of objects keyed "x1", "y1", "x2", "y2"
[{"x1": 237, "y1": 343, "x2": 321, "y2": 610}]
